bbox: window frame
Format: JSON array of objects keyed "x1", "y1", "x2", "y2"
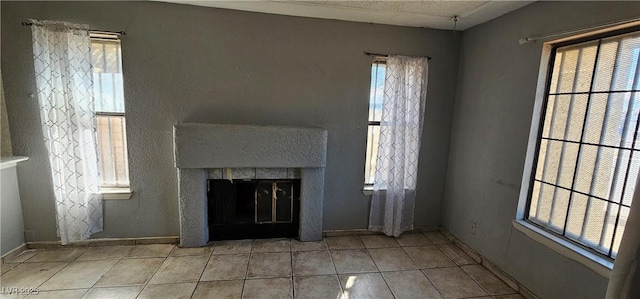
[
  {"x1": 516, "y1": 24, "x2": 640, "y2": 274},
  {"x1": 90, "y1": 33, "x2": 132, "y2": 199},
  {"x1": 363, "y1": 58, "x2": 387, "y2": 193}
]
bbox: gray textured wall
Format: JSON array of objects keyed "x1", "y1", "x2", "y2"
[
  {"x1": 442, "y1": 1, "x2": 640, "y2": 298},
  {"x1": 1, "y1": 71, "x2": 12, "y2": 157},
  {"x1": 1, "y1": 1, "x2": 460, "y2": 241}
]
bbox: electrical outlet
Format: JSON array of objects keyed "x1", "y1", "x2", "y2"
[{"x1": 470, "y1": 221, "x2": 477, "y2": 235}]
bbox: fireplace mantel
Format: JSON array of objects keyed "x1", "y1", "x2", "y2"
[{"x1": 173, "y1": 123, "x2": 327, "y2": 247}]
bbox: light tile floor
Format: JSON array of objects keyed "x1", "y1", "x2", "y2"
[{"x1": 0, "y1": 232, "x2": 525, "y2": 299}]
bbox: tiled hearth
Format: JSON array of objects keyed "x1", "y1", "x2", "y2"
[{"x1": 0, "y1": 232, "x2": 524, "y2": 298}]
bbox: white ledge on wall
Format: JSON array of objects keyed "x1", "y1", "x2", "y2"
[
  {"x1": 100, "y1": 188, "x2": 133, "y2": 200},
  {"x1": 0, "y1": 156, "x2": 29, "y2": 169},
  {"x1": 362, "y1": 185, "x2": 373, "y2": 196},
  {"x1": 512, "y1": 219, "x2": 613, "y2": 278}
]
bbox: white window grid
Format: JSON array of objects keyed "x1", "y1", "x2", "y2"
[{"x1": 91, "y1": 36, "x2": 129, "y2": 188}]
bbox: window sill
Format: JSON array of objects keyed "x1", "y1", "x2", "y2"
[
  {"x1": 362, "y1": 185, "x2": 373, "y2": 196},
  {"x1": 100, "y1": 188, "x2": 132, "y2": 200},
  {"x1": 512, "y1": 219, "x2": 613, "y2": 278},
  {"x1": 0, "y1": 156, "x2": 29, "y2": 170}
]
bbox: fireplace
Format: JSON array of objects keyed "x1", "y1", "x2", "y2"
[
  {"x1": 173, "y1": 124, "x2": 327, "y2": 247},
  {"x1": 208, "y1": 178, "x2": 301, "y2": 240}
]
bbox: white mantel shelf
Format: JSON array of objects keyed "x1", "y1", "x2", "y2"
[{"x1": 0, "y1": 156, "x2": 29, "y2": 170}]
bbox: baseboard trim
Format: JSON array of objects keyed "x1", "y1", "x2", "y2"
[
  {"x1": 323, "y1": 225, "x2": 440, "y2": 237},
  {"x1": 439, "y1": 228, "x2": 539, "y2": 299},
  {"x1": 1, "y1": 243, "x2": 28, "y2": 263},
  {"x1": 25, "y1": 236, "x2": 179, "y2": 249}
]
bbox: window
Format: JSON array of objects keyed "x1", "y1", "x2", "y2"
[
  {"x1": 364, "y1": 59, "x2": 386, "y2": 186},
  {"x1": 526, "y1": 28, "x2": 640, "y2": 259},
  {"x1": 91, "y1": 34, "x2": 129, "y2": 189}
]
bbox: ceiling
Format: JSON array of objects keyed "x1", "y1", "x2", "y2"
[{"x1": 157, "y1": 0, "x2": 535, "y2": 30}]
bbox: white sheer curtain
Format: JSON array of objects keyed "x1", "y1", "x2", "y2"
[
  {"x1": 369, "y1": 55, "x2": 429, "y2": 237},
  {"x1": 606, "y1": 173, "x2": 640, "y2": 298},
  {"x1": 30, "y1": 19, "x2": 103, "y2": 244}
]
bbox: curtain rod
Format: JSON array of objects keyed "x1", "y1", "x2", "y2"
[
  {"x1": 364, "y1": 51, "x2": 432, "y2": 60},
  {"x1": 21, "y1": 21, "x2": 126, "y2": 36},
  {"x1": 519, "y1": 17, "x2": 640, "y2": 44}
]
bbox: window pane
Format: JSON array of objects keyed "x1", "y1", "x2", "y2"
[
  {"x1": 548, "y1": 52, "x2": 563, "y2": 94},
  {"x1": 557, "y1": 143, "x2": 579, "y2": 188},
  {"x1": 97, "y1": 115, "x2": 115, "y2": 184},
  {"x1": 583, "y1": 93, "x2": 611, "y2": 144},
  {"x1": 623, "y1": 153, "x2": 639, "y2": 206},
  {"x1": 593, "y1": 39, "x2": 621, "y2": 92},
  {"x1": 594, "y1": 32, "x2": 640, "y2": 92},
  {"x1": 529, "y1": 182, "x2": 570, "y2": 234},
  {"x1": 555, "y1": 47, "x2": 580, "y2": 94},
  {"x1": 538, "y1": 140, "x2": 563, "y2": 184},
  {"x1": 92, "y1": 36, "x2": 129, "y2": 188},
  {"x1": 369, "y1": 62, "x2": 385, "y2": 122},
  {"x1": 365, "y1": 61, "x2": 385, "y2": 184},
  {"x1": 552, "y1": 41, "x2": 598, "y2": 94},
  {"x1": 529, "y1": 181, "x2": 553, "y2": 224},
  {"x1": 97, "y1": 115, "x2": 129, "y2": 187},
  {"x1": 528, "y1": 29, "x2": 640, "y2": 259},
  {"x1": 546, "y1": 95, "x2": 570, "y2": 139},
  {"x1": 92, "y1": 44, "x2": 105, "y2": 73},
  {"x1": 566, "y1": 193, "x2": 589, "y2": 239},
  {"x1": 365, "y1": 124, "x2": 380, "y2": 185},
  {"x1": 611, "y1": 206, "x2": 630, "y2": 258},
  {"x1": 534, "y1": 139, "x2": 548, "y2": 181},
  {"x1": 549, "y1": 188, "x2": 571, "y2": 233},
  {"x1": 92, "y1": 39, "x2": 125, "y2": 113},
  {"x1": 581, "y1": 198, "x2": 609, "y2": 251}
]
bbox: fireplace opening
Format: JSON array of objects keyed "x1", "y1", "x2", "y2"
[{"x1": 207, "y1": 179, "x2": 301, "y2": 240}]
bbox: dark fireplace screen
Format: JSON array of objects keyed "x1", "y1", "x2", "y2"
[{"x1": 207, "y1": 179, "x2": 301, "y2": 240}]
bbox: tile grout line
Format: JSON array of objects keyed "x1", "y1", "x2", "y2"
[
  {"x1": 432, "y1": 235, "x2": 491, "y2": 298},
  {"x1": 360, "y1": 235, "x2": 399, "y2": 299},
  {"x1": 21, "y1": 247, "x2": 132, "y2": 296},
  {"x1": 28, "y1": 249, "x2": 85, "y2": 293},
  {"x1": 421, "y1": 232, "x2": 462, "y2": 298},
  {"x1": 324, "y1": 238, "x2": 346, "y2": 297},
  {"x1": 239, "y1": 240, "x2": 254, "y2": 299},
  {"x1": 442, "y1": 229, "x2": 531, "y2": 298},
  {"x1": 135, "y1": 244, "x2": 175, "y2": 298},
  {"x1": 190, "y1": 242, "x2": 216, "y2": 298},
  {"x1": 459, "y1": 264, "x2": 517, "y2": 297},
  {"x1": 459, "y1": 266, "x2": 487, "y2": 295},
  {"x1": 288, "y1": 240, "x2": 294, "y2": 299},
  {"x1": 438, "y1": 229, "x2": 522, "y2": 297},
  {"x1": 85, "y1": 252, "x2": 123, "y2": 293},
  {"x1": 6, "y1": 235, "x2": 522, "y2": 299},
  {"x1": 389, "y1": 239, "x2": 446, "y2": 299}
]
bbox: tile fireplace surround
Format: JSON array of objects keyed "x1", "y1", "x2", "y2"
[{"x1": 173, "y1": 124, "x2": 328, "y2": 247}]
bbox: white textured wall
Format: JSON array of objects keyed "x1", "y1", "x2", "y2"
[{"x1": 1, "y1": 167, "x2": 25, "y2": 255}]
